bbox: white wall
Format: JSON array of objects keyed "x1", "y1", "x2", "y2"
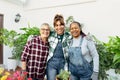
[
  {"x1": 23, "y1": 0, "x2": 120, "y2": 42},
  {"x1": 0, "y1": 0, "x2": 25, "y2": 67},
  {"x1": 1, "y1": 0, "x2": 120, "y2": 66},
  {"x1": 24, "y1": 0, "x2": 96, "y2": 10}
]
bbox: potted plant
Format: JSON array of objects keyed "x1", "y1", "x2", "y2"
[
  {"x1": 0, "y1": 26, "x2": 40, "y2": 70},
  {"x1": 92, "y1": 35, "x2": 120, "y2": 80},
  {"x1": 0, "y1": 28, "x2": 18, "y2": 70},
  {"x1": 11, "y1": 26, "x2": 40, "y2": 69},
  {"x1": 12, "y1": 26, "x2": 40, "y2": 60},
  {"x1": 104, "y1": 36, "x2": 120, "y2": 79},
  {"x1": 56, "y1": 69, "x2": 70, "y2": 80}
]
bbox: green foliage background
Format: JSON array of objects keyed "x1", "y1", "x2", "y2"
[{"x1": 93, "y1": 35, "x2": 120, "y2": 80}]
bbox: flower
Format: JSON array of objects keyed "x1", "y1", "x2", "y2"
[
  {"x1": 6, "y1": 71, "x2": 28, "y2": 80},
  {"x1": 1, "y1": 75, "x2": 8, "y2": 80},
  {"x1": 28, "y1": 78, "x2": 32, "y2": 80},
  {"x1": 0, "y1": 67, "x2": 4, "y2": 74},
  {"x1": 0, "y1": 71, "x2": 10, "y2": 80},
  {"x1": 0, "y1": 67, "x2": 10, "y2": 80},
  {"x1": 0, "y1": 69, "x2": 31, "y2": 80}
]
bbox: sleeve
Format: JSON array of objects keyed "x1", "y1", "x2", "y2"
[
  {"x1": 87, "y1": 39, "x2": 99, "y2": 72},
  {"x1": 21, "y1": 37, "x2": 32, "y2": 62}
]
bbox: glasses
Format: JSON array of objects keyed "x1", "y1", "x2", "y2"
[{"x1": 41, "y1": 28, "x2": 50, "y2": 31}]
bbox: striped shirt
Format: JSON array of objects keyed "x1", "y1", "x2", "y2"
[{"x1": 21, "y1": 36, "x2": 49, "y2": 79}]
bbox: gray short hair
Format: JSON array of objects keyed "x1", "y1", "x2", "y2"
[{"x1": 41, "y1": 23, "x2": 50, "y2": 28}]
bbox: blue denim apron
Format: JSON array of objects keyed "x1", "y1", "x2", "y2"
[{"x1": 68, "y1": 37, "x2": 93, "y2": 79}]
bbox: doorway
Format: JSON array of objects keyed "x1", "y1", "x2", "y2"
[{"x1": 0, "y1": 14, "x2": 3, "y2": 64}]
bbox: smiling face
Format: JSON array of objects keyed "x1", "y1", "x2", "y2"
[
  {"x1": 53, "y1": 14, "x2": 65, "y2": 35},
  {"x1": 40, "y1": 24, "x2": 50, "y2": 38},
  {"x1": 54, "y1": 21, "x2": 64, "y2": 35},
  {"x1": 70, "y1": 23, "x2": 81, "y2": 38}
]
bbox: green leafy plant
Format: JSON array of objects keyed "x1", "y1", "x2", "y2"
[
  {"x1": 93, "y1": 36, "x2": 111, "y2": 80},
  {"x1": 12, "y1": 26, "x2": 40, "y2": 60},
  {"x1": 105, "y1": 36, "x2": 120, "y2": 73},
  {"x1": 0, "y1": 26, "x2": 40, "y2": 60},
  {"x1": 66, "y1": 16, "x2": 74, "y2": 26},
  {"x1": 92, "y1": 35, "x2": 120, "y2": 80},
  {"x1": 56, "y1": 69, "x2": 70, "y2": 80},
  {"x1": 0, "y1": 28, "x2": 18, "y2": 47}
]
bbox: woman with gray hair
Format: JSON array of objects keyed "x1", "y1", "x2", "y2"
[{"x1": 21, "y1": 23, "x2": 50, "y2": 80}]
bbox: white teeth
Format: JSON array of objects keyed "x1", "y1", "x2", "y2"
[
  {"x1": 58, "y1": 30, "x2": 62, "y2": 32},
  {"x1": 58, "y1": 30, "x2": 61, "y2": 31}
]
